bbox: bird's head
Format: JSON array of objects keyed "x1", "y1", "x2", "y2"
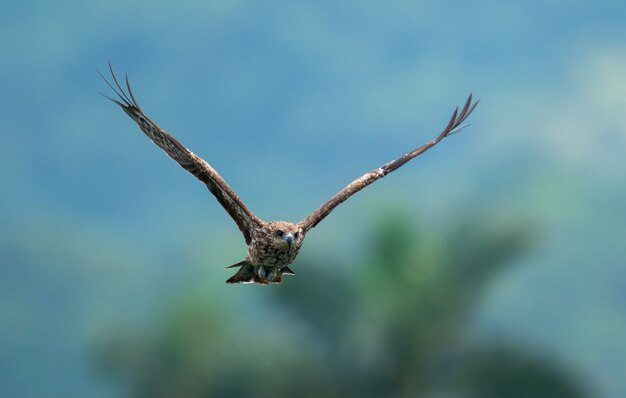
[{"x1": 266, "y1": 221, "x2": 303, "y2": 252}]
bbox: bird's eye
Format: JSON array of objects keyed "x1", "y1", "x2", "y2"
[
  {"x1": 275, "y1": 230, "x2": 284, "y2": 237},
  {"x1": 294, "y1": 232, "x2": 299, "y2": 239}
]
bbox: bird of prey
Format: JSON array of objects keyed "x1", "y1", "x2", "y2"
[{"x1": 99, "y1": 63, "x2": 478, "y2": 285}]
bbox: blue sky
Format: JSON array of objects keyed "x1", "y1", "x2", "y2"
[{"x1": 1, "y1": 1, "x2": 626, "y2": 397}]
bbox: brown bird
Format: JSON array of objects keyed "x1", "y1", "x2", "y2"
[{"x1": 98, "y1": 63, "x2": 478, "y2": 285}]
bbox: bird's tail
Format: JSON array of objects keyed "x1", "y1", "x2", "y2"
[{"x1": 225, "y1": 261, "x2": 295, "y2": 285}]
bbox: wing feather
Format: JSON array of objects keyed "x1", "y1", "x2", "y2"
[
  {"x1": 99, "y1": 63, "x2": 262, "y2": 243},
  {"x1": 298, "y1": 95, "x2": 478, "y2": 232}
]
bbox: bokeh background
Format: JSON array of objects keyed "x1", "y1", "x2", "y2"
[{"x1": 2, "y1": 1, "x2": 626, "y2": 397}]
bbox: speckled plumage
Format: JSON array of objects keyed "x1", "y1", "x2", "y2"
[
  {"x1": 99, "y1": 63, "x2": 478, "y2": 285},
  {"x1": 226, "y1": 221, "x2": 304, "y2": 284}
]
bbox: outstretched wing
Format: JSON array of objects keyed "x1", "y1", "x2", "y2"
[
  {"x1": 298, "y1": 95, "x2": 478, "y2": 232},
  {"x1": 98, "y1": 62, "x2": 263, "y2": 244}
]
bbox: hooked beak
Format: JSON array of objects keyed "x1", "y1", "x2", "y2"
[{"x1": 283, "y1": 233, "x2": 294, "y2": 249}]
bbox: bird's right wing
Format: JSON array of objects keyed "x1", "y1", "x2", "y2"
[{"x1": 99, "y1": 63, "x2": 262, "y2": 244}]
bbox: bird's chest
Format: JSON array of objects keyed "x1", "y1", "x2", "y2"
[{"x1": 247, "y1": 239, "x2": 298, "y2": 267}]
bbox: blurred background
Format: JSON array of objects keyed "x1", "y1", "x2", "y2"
[{"x1": 1, "y1": 1, "x2": 625, "y2": 397}]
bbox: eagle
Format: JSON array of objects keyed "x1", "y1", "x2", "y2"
[{"x1": 99, "y1": 63, "x2": 478, "y2": 285}]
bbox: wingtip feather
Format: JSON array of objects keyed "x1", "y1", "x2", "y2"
[
  {"x1": 125, "y1": 73, "x2": 140, "y2": 109},
  {"x1": 98, "y1": 92, "x2": 125, "y2": 107},
  {"x1": 107, "y1": 61, "x2": 133, "y2": 105}
]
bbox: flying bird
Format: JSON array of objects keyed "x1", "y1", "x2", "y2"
[{"x1": 98, "y1": 63, "x2": 478, "y2": 285}]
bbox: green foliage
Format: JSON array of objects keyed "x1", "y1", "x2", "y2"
[{"x1": 95, "y1": 211, "x2": 588, "y2": 398}]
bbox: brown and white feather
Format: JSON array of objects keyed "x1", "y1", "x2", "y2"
[{"x1": 298, "y1": 95, "x2": 478, "y2": 232}]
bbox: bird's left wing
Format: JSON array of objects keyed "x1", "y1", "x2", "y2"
[
  {"x1": 298, "y1": 95, "x2": 478, "y2": 232},
  {"x1": 98, "y1": 63, "x2": 263, "y2": 244}
]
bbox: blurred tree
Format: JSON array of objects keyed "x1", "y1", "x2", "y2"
[{"x1": 95, "y1": 210, "x2": 590, "y2": 398}]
